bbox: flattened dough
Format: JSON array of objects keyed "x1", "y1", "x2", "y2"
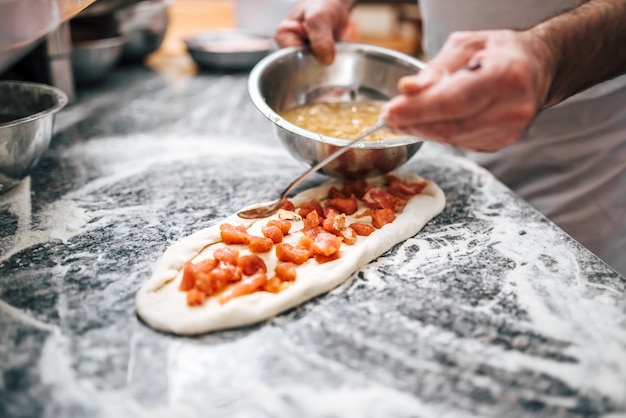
[{"x1": 136, "y1": 173, "x2": 445, "y2": 334}]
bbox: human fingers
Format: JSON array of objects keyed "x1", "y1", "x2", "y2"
[
  {"x1": 302, "y1": 2, "x2": 350, "y2": 65},
  {"x1": 274, "y1": 19, "x2": 308, "y2": 48}
]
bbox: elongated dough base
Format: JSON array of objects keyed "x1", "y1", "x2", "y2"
[{"x1": 135, "y1": 173, "x2": 445, "y2": 335}]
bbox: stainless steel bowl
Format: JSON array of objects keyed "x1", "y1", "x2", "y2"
[
  {"x1": 71, "y1": 36, "x2": 125, "y2": 85},
  {"x1": 247, "y1": 42, "x2": 427, "y2": 179},
  {"x1": 185, "y1": 30, "x2": 275, "y2": 72},
  {"x1": 0, "y1": 81, "x2": 68, "y2": 192},
  {"x1": 116, "y1": 0, "x2": 170, "y2": 62}
]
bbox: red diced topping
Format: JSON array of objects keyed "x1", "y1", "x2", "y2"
[
  {"x1": 276, "y1": 243, "x2": 312, "y2": 264},
  {"x1": 262, "y1": 224, "x2": 284, "y2": 243},
  {"x1": 311, "y1": 232, "x2": 342, "y2": 257},
  {"x1": 350, "y1": 222, "x2": 376, "y2": 236},
  {"x1": 371, "y1": 208, "x2": 396, "y2": 229},
  {"x1": 238, "y1": 254, "x2": 267, "y2": 275},
  {"x1": 248, "y1": 235, "x2": 274, "y2": 253},
  {"x1": 220, "y1": 223, "x2": 250, "y2": 245}
]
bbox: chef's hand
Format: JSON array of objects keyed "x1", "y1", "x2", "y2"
[
  {"x1": 382, "y1": 29, "x2": 556, "y2": 152},
  {"x1": 274, "y1": 0, "x2": 356, "y2": 65}
]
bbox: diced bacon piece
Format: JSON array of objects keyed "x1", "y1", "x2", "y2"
[
  {"x1": 187, "y1": 288, "x2": 206, "y2": 306},
  {"x1": 262, "y1": 225, "x2": 284, "y2": 243},
  {"x1": 325, "y1": 194, "x2": 357, "y2": 215},
  {"x1": 275, "y1": 262, "x2": 297, "y2": 282},
  {"x1": 248, "y1": 235, "x2": 274, "y2": 253},
  {"x1": 298, "y1": 200, "x2": 324, "y2": 219},
  {"x1": 238, "y1": 254, "x2": 267, "y2": 275},
  {"x1": 328, "y1": 186, "x2": 345, "y2": 199},
  {"x1": 218, "y1": 271, "x2": 268, "y2": 304},
  {"x1": 339, "y1": 226, "x2": 357, "y2": 245},
  {"x1": 387, "y1": 175, "x2": 427, "y2": 200},
  {"x1": 281, "y1": 200, "x2": 295, "y2": 211},
  {"x1": 222, "y1": 264, "x2": 243, "y2": 282},
  {"x1": 213, "y1": 247, "x2": 239, "y2": 265},
  {"x1": 371, "y1": 208, "x2": 396, "y2": 229},
  {"x1": 207, "y1": 267, "x2": 231, "y2": 293},
  {"x1": 298, "y1": 234, "x2": 314, "y2": 249},
  {"x1": 267, "y1": 219, "x2": 292, "y2": 234},
  {"x1": 263, "y1": 276, "x2": 284, "y2": 293},
  {"x1": 350, "y1": 222, "x2": 376, "y2": 236},
  {"x1": 362, "y1": 187, "x2": 405, "y2": 212},
  {"x1": 275, "y1": 243, "x2": 312, "y2": 264},
  {"x1": 341, "y1": 179, "x2": 368, "y2": 199},
  {"x1": 314, "y1": 252, "x2": 341, "y2": 264},
  {"x1": 303, "y1": 226, "x2": 325, "y2": 239},
  {"x1": 311, "y1": 232, "x2": 342, "y2": 257},
  {"x1": 322, "y1": 209, "x2": 346, "y2": 235},
  {"x1": 220, "y1": 223, "x2": 250, "y2": 245},
  {"x1": 303, "y1": 209, "x2": 322, "y2": 231},
  {"x1": 179, "y1": 262, "x2": 198, "y2": 291}
]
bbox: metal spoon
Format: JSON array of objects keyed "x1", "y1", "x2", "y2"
[{"x1": 237, "y1": 120, "x2": 387, "y2": 219}]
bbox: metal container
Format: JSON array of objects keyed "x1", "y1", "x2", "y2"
[
  {"x1": 247, "y1": 42, "x2": 427, "y2": 179},
  {"x1": 71, "y1": 36, "x2": 125, "y2": 85},
  {"x1": 0, "y1": 81, "x2": 68, "y2": 192},
  {"x1": 185, "y1": 30, "x2": 275, "y2": 72},
  {"x1": 116, "y1": 0, "x2": 170, "y2": 62}
]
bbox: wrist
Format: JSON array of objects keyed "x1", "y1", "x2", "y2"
[{"x1": 523, "y1": 25, "x2": 561, "y2": 108}]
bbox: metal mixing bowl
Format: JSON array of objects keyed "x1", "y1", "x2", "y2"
[
  {"x1": 116, "y1": 0, "x2": 170, "y2": 62},
  {"x1": 247, "y1": 42, "x2": 427, "y2": 179},
  {"x1": 0, "y1": 81, "x2": 68, "y2": 192},
  {"x1": 71, "y1": 36, "x2": 125, "y2": 85}
]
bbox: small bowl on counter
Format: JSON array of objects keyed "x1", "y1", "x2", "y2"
[
  {"x1": 116, "y1": 0, "x2": 171, "y2": 62},
  {"x1": 185, "y1": 30, "x2": 275, "y2": 72},
  {"x1": 247, "y1": 42, "x2": 427, "y2": 179},
  {"x1": 0, "y1": 81, "x2": 68, "y2": 193},
  {"x1": 71, "y1": 36, "x2": 125, "y2": 85}
]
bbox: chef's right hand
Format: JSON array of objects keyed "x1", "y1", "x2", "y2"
[{"x1": 274, "y1": 0, "x2": 356, "y2": 65}]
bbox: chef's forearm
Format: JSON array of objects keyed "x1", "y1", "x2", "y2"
[{"x1": 530, "y1": 0, "x2": 626, "y2": 107}]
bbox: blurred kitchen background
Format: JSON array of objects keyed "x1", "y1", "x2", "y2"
[{"x1": 0, "y1": 0, "x2": 423, "y2": 103}]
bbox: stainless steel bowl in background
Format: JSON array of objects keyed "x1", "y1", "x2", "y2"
[
  {"x1": 0, "y1": 81, "x2": 68, "y2": 192},
  {"x1": 185, "y1": 30, "x2": 275, "y2": 72},
  {"x1": 247, "y1": 42, "x2": 427, "y2": 179},
  {"x1": 71, "y1": 36, "x2": 125, "y2": 85},
  {"x1": 116, "y1": 0, "x2": 170, "y2": 62}
]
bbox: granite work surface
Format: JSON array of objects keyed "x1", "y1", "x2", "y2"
[{"x1": 0, "y1": 66, "x2": 625, "y2": 418}]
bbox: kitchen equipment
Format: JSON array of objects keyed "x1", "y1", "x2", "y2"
[
  {"x1": 0, "y1": 81, "x2": 68, "y2": 193},
  {"x1": 71, "y1": 36, "x2": 125, "y2": 85},
  {"x1": 247, "y1": 42, "x2": 427, "y2": 179},
  {"x1": 238, "y1": 120, "x2": 387, "y2": 219},
  {"x1": 185, "y1": 30, "x2": 275, "y2": 72},
  {"x1": 116, "y1": 0, "x2": 170, "y2": 62}
]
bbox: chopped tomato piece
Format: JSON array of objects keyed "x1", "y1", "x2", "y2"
[
  {"x1": 303, "y1": 209, "x2": 322, "y2": 231},
  {"x1": 213, "y1": 247, "x2": 239, "y2": 265},
  {"x1": 298, "y1": 200, "x2": 324, "y2": 219},
  {"x1": 218, "y1": 271, "x2": 268, "y2": 304},
  {"x1": 276, "y1": 243, "x2": 312, "y2": 264},
  {"x1": 350, "y1": 222, "x2": 375, "y2": 236},
  {"x1": 267, "y1": 219, "x2": 292, "y2": 234},
  {"x1": 325, "y1": 194, "x2": 357, "y2": 215},
  {"x1": 238, "y1": 254, "x2": 267, "y2": 275},
  {"x1": 248, "y1": 235, "x2": 274, "y2": 253},
  {"x1": 220, "y1": 223, "x2": 250, "y2": 245},
  {"x1": 186, "y1": 288, "x2": 206, "y2": 306},
  {"x1": 371, "y1": 208, "x2": 396, "y2": 229},
  {"x1": 275, "y1": 262, "x2": 297, "y2": 282},
  {"x1": 262, "y1": 224, "x2": 284, "y2": 243},
  {"x1": 312, "y1": 232, "x2": 342, "y2": 256}
]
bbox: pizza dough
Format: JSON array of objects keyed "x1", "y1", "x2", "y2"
[{"x1": 135, "y1": 173, "x2": 445, "y2": 335}]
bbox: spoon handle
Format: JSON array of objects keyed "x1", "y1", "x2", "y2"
[{"x1": 278, "y1": 120, "x2": 388, "y2": 202}]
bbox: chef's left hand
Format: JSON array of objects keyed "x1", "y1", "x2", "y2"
[{"x1": 382, "y1": 29, "x2": 556, "y2": 152}]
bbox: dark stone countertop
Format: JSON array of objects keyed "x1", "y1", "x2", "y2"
[{"x1": 1, "y1": 64, "x2": 625, "y2": 418}]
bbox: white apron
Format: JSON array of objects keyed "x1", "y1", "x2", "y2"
[{"x1": 418, "y1": 0, "x2": 626, "y2": 275}]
